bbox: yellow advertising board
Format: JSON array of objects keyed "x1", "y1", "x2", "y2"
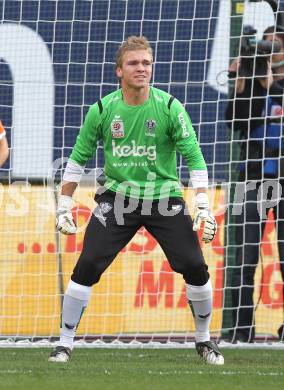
[{"x1": 0, "y1": 184, "x2": 282, "y2": 338}]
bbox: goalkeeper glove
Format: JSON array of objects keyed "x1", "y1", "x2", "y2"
[
  {"x1": 192, "y1": 192, "x2": 217, "y2": 243},
  {"x1": 56, "y1": 195, "x2": 77, "y2": 235}
]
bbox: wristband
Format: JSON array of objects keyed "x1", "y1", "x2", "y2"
[{"x1": 58, "y1": 195, "x2": 73, "y2": 210}]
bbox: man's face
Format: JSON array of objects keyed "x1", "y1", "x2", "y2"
[
  {"x1": 116, "y1": 50, "x2": 152, "y2": 89},
  {"x1": 264, "y1": 33, "x2": 284, "y2": 65}
]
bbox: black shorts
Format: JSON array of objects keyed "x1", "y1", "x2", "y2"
[{"x1": 71, "y1": 190, "x2": 209, "y2": 286}]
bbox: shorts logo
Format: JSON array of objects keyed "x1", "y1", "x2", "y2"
[
  {"x1": 94, "y1": 202, "x2": 112, "y2": 226},
  {"x1": 111, "y1": 116, "x2": 124, "y2": 138},
  {"x1": 172, "y1": 204, "x2": 182, "y2": 213},
  {"x1": 145, "y1": 119, "x2": 156, "y2": 137},
  {"x1": 99, "y1": 202, "x2": 112, "y2": 214}
]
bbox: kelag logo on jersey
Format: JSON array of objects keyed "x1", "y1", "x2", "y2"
[
  {"x1": 145, "y1": 119, "x2": 156, "y2": 137},
  {"x1": 112, "y1": 140, "x2": 156, "y2": 161},
  {"x1": 111, "y1": 116, "x2": 124, "y2": 138}
]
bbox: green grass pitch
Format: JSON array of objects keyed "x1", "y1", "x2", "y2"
[{"x1": 0, "y1": 348, "x2": 283, "y2": 390}]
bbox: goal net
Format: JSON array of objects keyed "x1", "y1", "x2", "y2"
[{"x1": 0, "y1": 0, "x2": 283, "y2": 346}]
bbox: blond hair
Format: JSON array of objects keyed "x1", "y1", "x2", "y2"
[{"x1": 115, "y1": 36, "x2": 153, "y2": 68}]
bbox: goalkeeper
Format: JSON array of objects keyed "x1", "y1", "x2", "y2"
[
  {"x1": 49, "y1": 36, "x2": 223, "y2": 365},
  {"x1": 0, "y1": 120, "x2": 9, "y2": 167}
]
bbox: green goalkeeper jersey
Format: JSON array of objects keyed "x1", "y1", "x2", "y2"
[{"x1": 70, "y1": 86, "x2": 207, "y2": 199}]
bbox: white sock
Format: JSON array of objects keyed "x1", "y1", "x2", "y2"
[
  {"x1": 59, "y1": 280, "x2": 92, "y2": 349},
  {"x1": 186, "y1": 279, "x2": 212, "y2": 343}
]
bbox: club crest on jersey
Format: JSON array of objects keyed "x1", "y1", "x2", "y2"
[
  {"x1": 145, "y1": 119, "x2": 156, "y2": 137},
  {"x1": 111, "y1": 117, "x2": 124, "y2": 138}
]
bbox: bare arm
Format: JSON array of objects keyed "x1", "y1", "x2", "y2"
[
  {"x1": 229, "y1": 58, "x2": 246, "y2": 94},
  {"x1": 0, "y1": 137, "x2": 9, "y2": 167},
  {"x1": 258, "y1": 61, "x2": 274, "y2": 90},
  {"x1": 61, "y1": 181, "x2": 78, "y2": 197}
]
